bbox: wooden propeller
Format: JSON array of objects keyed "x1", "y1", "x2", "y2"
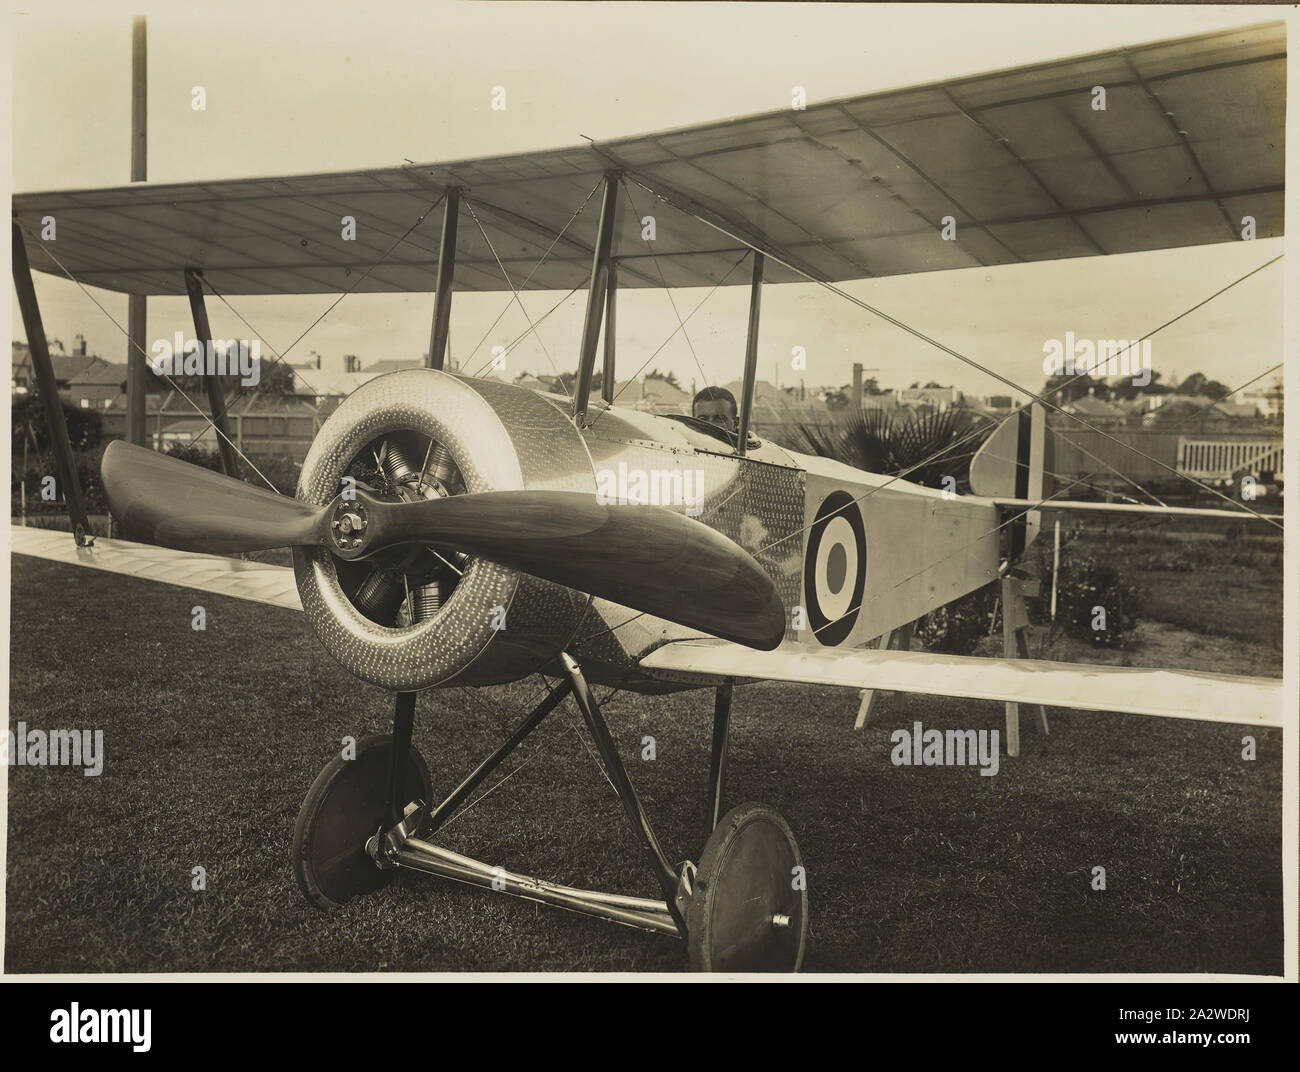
[{"x1": 101, "y1": 441, "x2": 785, "y2": 650}]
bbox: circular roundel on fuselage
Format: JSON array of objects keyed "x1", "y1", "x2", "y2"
[{"x1": 804, "y1": 490, "x2": 866, "y2": 646}]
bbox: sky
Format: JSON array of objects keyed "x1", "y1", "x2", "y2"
[{"x1": 6, "y1": 1, "x2": 1289, "y2": 401}]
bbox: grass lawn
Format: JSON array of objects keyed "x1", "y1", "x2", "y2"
[{"x1": 6, "y1": 523, "x2": 1284, "y2": 974}]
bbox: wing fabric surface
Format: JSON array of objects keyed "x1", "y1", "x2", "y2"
[
  {"x1": 992, "y1": 498, "x2": 1283, "y2": 523},
  {"x1": 10, "y1": 526, "x2": 303, "y2": 612},
  {"x1": 11, "y1": 23, "x2": 1283, "y2": 295},
  {"x1": 640, "y1": 639, "x2": 1283, "y2": 728}
]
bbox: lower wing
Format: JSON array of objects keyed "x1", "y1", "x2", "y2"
[
  {"x1": 14, "y1": 525, "x2": 1283, "y2": 729},
  {"x1": 11, "y1": 526, "x2": 303, "y2": 612},
  {"x1": 640, "y1": 639, "x2": 1283, "y2": 728}
]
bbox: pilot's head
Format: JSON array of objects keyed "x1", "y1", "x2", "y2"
[{"x1": 692, "y1": 386, "x2": 738, "y2": 434}]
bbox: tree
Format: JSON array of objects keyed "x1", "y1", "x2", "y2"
[
  {"x1": 149, "y1": 355, "x2": 299, "y2": 403},
  {"x1": 788, "y1": 406, "x2": 995, "y2": 493},
  {"x1": 12, "y1": 393, "x2": 102, "y2": 451},
  {"x1": 1108, "y1": 369, "x2": 1172, "y2": 401},
  {"x1": 645, "y1": 368, "x2": 682, "y2": 390},
  {"x1": 544, "y1": 370, "x2": 601, "y2": 395},
  {"x1": 1176, "y1": 372, "x2": 1228, "y2": 400},
  {"x1": 1041, "y1": 373, "x2": 1092, "y2": 405},
  {"x1": 256, "y1": 361, "x2": 299, "y2": 397}
]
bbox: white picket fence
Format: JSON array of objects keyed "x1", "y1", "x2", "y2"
[{"x1": 1177, "y1": 437, "x2": 1283, "y2": 480}]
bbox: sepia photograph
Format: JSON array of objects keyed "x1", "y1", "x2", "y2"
[{"x1": 3, "y1": 0, "x2": 1294, "y2": 989}]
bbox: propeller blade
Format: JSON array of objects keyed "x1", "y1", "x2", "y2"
[
  {"x1": 101, "y1": 440, "x2": 325, "y2": 553},
  {"x1": 101, "y1": 442, "x2": 786, "y2": 649},
  {"x1": 331, "y1": 489, "x2": 786, "y2": 650}
]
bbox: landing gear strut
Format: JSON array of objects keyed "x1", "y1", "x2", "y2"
[{"x1": 290, "y1": 654, "x2": 809, "y2": 970}]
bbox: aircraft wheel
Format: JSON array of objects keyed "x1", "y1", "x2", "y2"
[
  {"x1": 292, "y1": 733, "x2": 433, "y2": 910},
  {"x1": 687, "y1": 802, "x2": 808, "y2": 972}
]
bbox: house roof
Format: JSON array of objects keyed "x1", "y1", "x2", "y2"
[
  {"x1": 77, "y1": 362, "x2": 128, "y2": 386},
  {"x1": 721, "y1": 379, "x2": 787, "y2": 406},
  {"x1": 612, "y1": 377, "x2": 689, "y2": 405},
  {"x1": 49, "y1": 354, "x2": 105, "y2": 382},
  {"x1": 291, "y1": 368, "x2": 377, "y2": 397},
  {"x1": 1066, "y1": 395, "x2": 1126, "y2": 417},
  {"x1": 1212, "y1": 401, "x2": 1259, "y2": 419},
  {"x1": 897, "y1": 386, "x2": 959, "y2": 404},
  {"x1": 641, "y1": 378, "x2": 690, "y2": 403},
  {"x1": 364, "y1": 358, "x2": 424, "y2": 373}
]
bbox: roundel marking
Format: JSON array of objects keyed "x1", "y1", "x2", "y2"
[{"x1": 804, "y1": 490, "x2": 866, "y2": 646}]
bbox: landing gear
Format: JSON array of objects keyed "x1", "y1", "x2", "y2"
[
  {"x1": 289, "y1": 659, "x2": 809, "y2": 970},
  {"x1": 292, "y1": 731, "x2": 433, "y2": 909},
  {"x1": 687, "y1": 803, "x2": 808, "y2": 972}
]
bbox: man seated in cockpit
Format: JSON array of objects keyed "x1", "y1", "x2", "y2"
[{"x1": 691, "y1": 386, "x2": 738, "y2": 435}]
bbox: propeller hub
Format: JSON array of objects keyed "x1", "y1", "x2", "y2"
[{"x1": 329, "y1": 501, "x2": 369, "y2": 552}]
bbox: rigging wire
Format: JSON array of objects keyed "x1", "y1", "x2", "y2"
[
  {"x1": 462, "y1": 176, "x2": 605, "y2": 372},
  {"x1": 18, "y1": 223, "x2": 280, "y2": 493},
  {"x1": 462, "y1": 195, "x2": 569, "y2": 398},
  {"x1": 620, "y1": 171, "x2": 1284, "y2": 533}
]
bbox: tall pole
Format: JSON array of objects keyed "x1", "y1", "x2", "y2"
[
  {"x1": 735, "y1": 251, "x2": 764, "y2": 457},
  {"x1": 126, "y1": 16, "x2": 149, "y2": 446},
  {"x1": 427, "y1": 188, "x2": 460, "y2": 370}
]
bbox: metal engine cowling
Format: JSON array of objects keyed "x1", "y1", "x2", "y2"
[{"x1": 292, "y1": 369, "x2": 595, "y2": 691}]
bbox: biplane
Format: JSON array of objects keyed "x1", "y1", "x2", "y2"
[{"x1": 9, "y1": 22, "x2": 1287, "y2": 971}]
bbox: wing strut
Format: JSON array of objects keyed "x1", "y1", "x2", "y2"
[
  {"x1": 735, "y1": 251, "x2": 764, "y2": 457},
  {"x1": 600, "y1": 262, "x2": 618, "y2": 403},
  {"x1": 182, "y1": 267, "x2": 239, "y2": 477},
  {"x1": 572, "y1": 171, "x2": 620, "y2": 426},
  {"x1": 427, "y1": 186, "x2": 460, "y2": 370},
  {"x1": 11, "y1": 221, "x2": 93, "y2": 545}
]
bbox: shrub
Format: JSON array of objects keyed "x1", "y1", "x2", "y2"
[
  {"x1": 12, "y1": 394, "x2": 103, "y2": 451},
  {"x1": 163, "y1": 444, "x2": 301, "y2": 496},
  {"x1": 12, "y1": 443, "x2": 108, "y2": 515},
  {"x1": 1047, "y1": 553, "x2": 1140, "y2": 647},
  {"x1": 918, "y1": 584, "x2": 999, "y2": 654},
  {"x1": 12, "y1": 442, "x2": 303, "y2": 518},
  {"x1": 784, "y1": 406, "x2": 995, "y2": 493}
]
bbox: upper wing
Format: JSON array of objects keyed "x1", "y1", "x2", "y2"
[
  {"x1": 640, "y1": 638, "x2": 1283, "y2": 728},
  {"x1": 12, "y1": 22, "x2": 1282, "y2": 295},
  {"x1": 10, "y1": 526, "x2": 303, "y2": 612}
]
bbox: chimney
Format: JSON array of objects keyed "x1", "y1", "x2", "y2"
[
  {"x1": 852, "y1": 363, "x2": 864, "y2": 410},
  {"x1": 75, "y1": 334, "x2": 87, "y2": 356}
]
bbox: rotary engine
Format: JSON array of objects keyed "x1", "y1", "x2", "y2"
[{"x1": 292, "y1": 369, "x2": 596, "y2": 691}]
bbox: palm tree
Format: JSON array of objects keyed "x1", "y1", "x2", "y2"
[{"x1": 788, "y1": 405, "x2": 995, "y2": 493}]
